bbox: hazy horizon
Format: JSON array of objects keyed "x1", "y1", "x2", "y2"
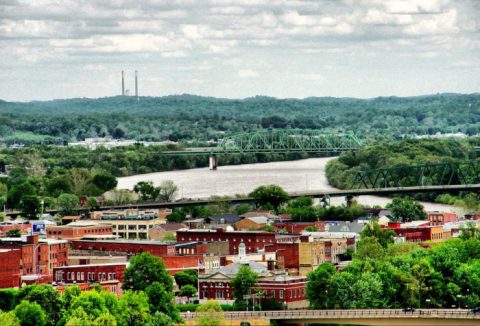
[{"x1": 1, "y1": 0, "x2": 479, "y2": 101}]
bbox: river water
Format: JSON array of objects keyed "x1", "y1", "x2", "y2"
[{"x1": 117, "y1": 157, "x2": 460, "y2": 213}]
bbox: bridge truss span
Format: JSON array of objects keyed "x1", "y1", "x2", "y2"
[{"x1": 217, "y1": 129, "x2": 363, "y2": 154}]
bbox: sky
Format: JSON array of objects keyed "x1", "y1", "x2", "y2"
[{"x1": 0, "y1": 0, "x2": 479, "y2": 101}]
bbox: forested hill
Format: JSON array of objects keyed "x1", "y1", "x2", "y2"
[{"x1": 0, "y1": 93, "x2": 479, "y2": 145}]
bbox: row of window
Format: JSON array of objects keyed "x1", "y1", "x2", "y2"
[
  {"x1": 58, "y1": 271, "x2": 118, "y2": 282},
  {"x1": 181, "y1": 237, "x2": 273, "y2": 243}
]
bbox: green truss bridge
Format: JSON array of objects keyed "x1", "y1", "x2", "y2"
[
  {"x1": 163, "y1": 129, "x2": 363, "y2": 169},
  {"x1": 351, "y1": 160, "x2": 480, "y2": 189}
]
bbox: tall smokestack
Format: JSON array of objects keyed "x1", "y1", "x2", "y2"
[
  {"x1": 121, "y1": 70, "x2": 125, "y2": 96},
  {"x1": 135, "y1": 70, "x2": 138, "y2": 97}
]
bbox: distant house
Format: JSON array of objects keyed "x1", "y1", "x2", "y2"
[
  {"x1": 234, "y1": 216, "x2": 270, "y2": 231},
  {"x1": 328, "y1": 222, "x2": 365, "y2": 234},
  {"x1": 148, "y1": 223, "x2": 188, "y2": 241},
  {"x1": 205, "y1": 214, "x2": 240, "y2": 226}
]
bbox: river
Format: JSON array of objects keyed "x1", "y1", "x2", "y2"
[{"x1": 117, "y1": 157, "x2": 461, "y2": 213}]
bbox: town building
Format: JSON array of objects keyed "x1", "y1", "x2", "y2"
[
  {"x1": 0, "y1": 249, "x2": 21, "y2": 288},
  {"x1": 273, "y1": 221, "x2": 325, "y2": 234},
  {"x1": 148, "y1": 222, "x2": 188, "y2": 241},
  {"x1": 0, "y1": 235, "x2": 68, "y2": 284},
  {"x1": 176, "y1": 229, "x2": 301, "y2": 255},
  {"x1": 388, "y1": 222, "x2": 444, "y2": 242},
  {"x1": 70, "y1": 239, "x2": 176, "y2": 257},
  {"x1": 54, "y1": 262, "x2": 127, "y2": 285},
  {"x1": 234, "y1": 216, "x2": 269, "y2": 231},
  {"x1": 199, "y1": 243, "x2": 307, "y2": 308},
  {"x1": 428, "y1": 212, "x2": 457, "y2": 226},
  {"x1": 205, "y1": 214, "x2": 241, "y2": 227},
  {"x1": 175, "y1": 241, "x2": 229, "y2": 257},
  {"x1": 91, "y1": 209, "x2": 170, "y2": 240},
  {"x1": 47, "y1": 221, "x2": 113, "y2": 240}
]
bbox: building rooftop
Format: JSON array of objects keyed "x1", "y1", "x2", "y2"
[
  {"x1": 54, "y1": 262, "x2": 128, "y2": 269},
  {"x1": 64, "y1": 220, "x2": 103, "y2": 227},
  {"x1": 73, "y1": 239, "x2": 173, "y2": 246}
]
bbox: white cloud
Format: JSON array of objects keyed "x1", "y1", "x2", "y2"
[{"x1": 238, "y1": 69, "x2": 259, "y2": 78}]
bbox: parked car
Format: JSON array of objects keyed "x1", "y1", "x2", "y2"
[{"x1": 403, "y1": 307, "x2": 416, "y2": 312}]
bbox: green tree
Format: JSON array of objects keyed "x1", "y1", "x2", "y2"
[
  {"x1": 174, "y1": 270, "x2": 198, "y2": 289},
  {"x1": 261, "y1": 225, "x2": 275, "y2": 232},
  {"x1": 144, "y1": 282, "x2": 181, "y2": 323},
  {"x1": 7, "y1": 183, "x2": 35, "y2": 209},
  {"x1": 86, "y1": 197, "x2": 100, "y2": 210},
  {"x1": 231, "y1": 265, "x2": 258, "y2": 308},
  {"x1": 306, "y1": 263, "x2": 336, "y2": 309},
  {"x1": 123, "y1": 253, "x2": 173, "y2": 292},
  {"x1": 0, "y1": 311, "x2": 19, "y2": 326},
  {"x1": 157, "y1": 180, "x2": 178, "y2": 202},
  {"x1": 19, "y1": 195, "x2": 41, "y2": 219},
  {"x1": 361, "y1": 221, "x2": 395, "y2": 248},
  {"x1": 58, "y1": 193, "x2": 79, "y2": 215},
  {"x1": 305, "y1": 226, "x2": 317, "y2": 232},
  {"x1": 161, "y1": 231, "x2": 176, "y2": 242},
  {"x1": 92, "y1": 172, "x2": 118, "y2": 193},
  {"x1": 5, "y1": 228, "x2": 21, "y2": 237},
  {"x1": 195, "y1": 300, "x2": 224, "y2": 326},
  {"x1": 148, "y1": 312, "x2": 173, "y2": 326},
  {"x1": 93, "y1": 313, "x2": 117, "y2": 326},
  {"x1": 67, "y1": 168, "x2": 91, "y2": 196},
  {"x1": 0, "y1": 289, "x2": 19, "y2": 311},
  {"x1": 387, "y1": 197, "x2": 427, "y2": 222},
  {"x1": 62, "y1": 285, "x2": 81, "y2": 311},
  {"x1": 46, "y1": 177, "x2": 72, "y2": 198},
  {"x1": 249, "y1": 184, "x2": 289, "y2": 211},
  {"x1": 118, "y1": 291, "x2": 150, "y2": 326},
  {"x1": 14, "y1": 301, "x2": 47, "y2": 326},
  {"x1": 354, "y1": 237, "x2": 386, "y2": 260},
  {"x1": 133, "y1": 181, "x2": 159, "y2": 202},
  {"x1": 179, "y1": 285, "x2": 197, "y2": 301},
  {"x1": 17, "y1": 285, "x2": 63, "y2": 325},
  {"x1": 287, "y1": 196, "x2": 313, "y2": 209}
]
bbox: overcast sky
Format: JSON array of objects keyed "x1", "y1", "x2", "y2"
[{"x1": 1, "y1": 0, "x2": 479, "y2": 101}]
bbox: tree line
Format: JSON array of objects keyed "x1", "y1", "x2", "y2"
[
  {"x1": 307, "y1": 223, "x2": 480, "y2": 309},
  {"x1": 0, "y1": 93, "x2": 479, "y2": 145}
]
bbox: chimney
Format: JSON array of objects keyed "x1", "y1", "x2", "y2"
[
  {"x1": 121, "y1": 70, "x2": 125, "y2": 96},
  {"x1": 135, "y1": 70, "x2": 138, "y2": 97}
]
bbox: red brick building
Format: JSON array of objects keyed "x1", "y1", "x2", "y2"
[
  {"x1": 47, "y1": 222, "x2": 113, "y2": 240},
  {"x1": 56, "y1": 280, "x2": 122, "y2": 296},
  {"x1": 176, "y1": 229, "x2": 300, "y2": 255},
  {"x1": 388, "y1": 222, "x2": 444, "y2": 242},
  {"x1": 70, "y1": 239, "x2": 176, "y2": 257},
  {"x1": 273, "y1": 221, "x2": 325, "y2": 234},
  {"x1": 0, "y1": 235, "x2": 68, "y2": 277},
  {"x1": 428, "y1": 212, "x2": 457, "y2": 226},
  {"x1": 54, "y1": 263, "x2": 127, "y2": 284},
  {"x1": 0, "y1": 249, "x2": 21, "y2": 288}
]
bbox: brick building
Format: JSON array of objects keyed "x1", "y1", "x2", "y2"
[
  {"x1": 199, "y1": 244, "x2": 307, "y2": 308},
  {"x1": 0, "y1": 235, "x2": 68, "y2": 277},
  {"x1": 175, "y1": 241, "x2": 229, "y2": 257},
  {"x1": 70, "y1": 239, "x2": 176, "y2": 257},
  {"x1": 54, "y1": 262, "x2": 127, "y2": 285},
  {"x1": 89, "y1": 209, "x2": 172, "y2": 240},
  {"x1": 388, "y1": 222, "x2": 444, "y2": 242},
  {"x1": 47, "y1": 221, "x2": 113, "y2": 240},
  {"x1": 0, "y1": 249, "x2": 21, "y2": 288},
  {"x1": 273, "y1": 221, "x2": 325, "y2": 234},
  {"x1": 176, "y1": 229, "x2": 301, "y2": 255},
  {"x1": 428, "y1": 212, "x2": 457, "y2": 226}
]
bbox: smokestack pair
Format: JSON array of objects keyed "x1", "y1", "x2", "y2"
[{"x1": 121, "y1": 70, "x2": 138, "y2": 97}]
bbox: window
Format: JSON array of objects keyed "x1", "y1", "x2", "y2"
[{"x1": 279, "y1": 290, "x2": 284, "y2": 299}]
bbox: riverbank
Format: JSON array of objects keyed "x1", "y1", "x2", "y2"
[{"x1": 117, "y1": 158, "x2": 462, "y2": 214}]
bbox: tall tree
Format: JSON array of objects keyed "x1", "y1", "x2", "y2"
[
  {"x1": 14, "y1": 301, "x2": 47, "y2": 326},
  {"x1": 157, "y1": 180, "x2": 178, "y2": 202},
  {"x1": 195, "y1": 300, "x2": 224, "y2": 326},
  {"x1": 249, "y1": 184, "x2": 289, "y2": 211},
  {"x1": 387, "y1": 197, "x2": 427, "y2": 222},
  {"x1": 231, "y1": 265, "x2": 259, "y2": 308},
  {"x1": 19, "y1": 195, "x2": 41, "y2": 219},
  {"x1": 58, "y1": 193, "x2": 79, "y2": 215},
  {"x1": 306, "y1": 263, "x2": 336, "y2": 309},
  {"x1": 123, "y1": 253, "x2": 173, "y2": 292}
]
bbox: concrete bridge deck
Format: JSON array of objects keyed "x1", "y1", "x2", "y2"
[{"x1": 181, "y1": 309, "x2": 480, "y2": 326}]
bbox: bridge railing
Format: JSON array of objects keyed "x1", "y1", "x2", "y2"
[{"x1": 182, "y1": 309, "x2": 479, "y2": 320}]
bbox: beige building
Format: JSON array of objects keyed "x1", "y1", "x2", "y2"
[
  {"x1": 91, "y1": 209, "x2": 171, "y2": 240},
  {"x1": 298, "y1": 241, "x2": 327, "y2": 276}
]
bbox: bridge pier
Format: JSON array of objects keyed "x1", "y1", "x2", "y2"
[
  {"x1": 346, "y1": 195, "x2": 354, "y2": 207},
  {"x1": 209, "y1": 155, "x2": 218, "y2": 170}
]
